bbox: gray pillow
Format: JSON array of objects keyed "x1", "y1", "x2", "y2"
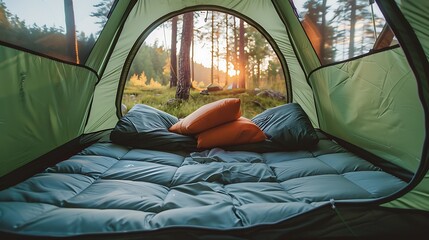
[
  {"x1": 110, "y1": 104, "x2": 197, "y2": 151},
  {"x1": 251, "y1": 103, "x2": 318, "y2": 150}
]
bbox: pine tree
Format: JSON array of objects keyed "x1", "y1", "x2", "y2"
[
  {"x1": 334, "y1": 0, "x2": 372, "y2": 59},
  {"x1": 64, "y1": 0, "x2": 79, "y2": 63},
  {"x1": 176, "y1": 12, "x2": 193, "y2": 100},
  {"x1": 170, "y1": 16, "x2": 178, "y2": 87},
  {"x1": 90, "y1": 0, "x2": 114, "y2": 35},
  {"x1": 238, "y1": 19, "x2": 246, "y2": 89}
]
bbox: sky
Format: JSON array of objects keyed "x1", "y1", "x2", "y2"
[{"x1": 2, "y1": 0, "x2": 102, "y2": 36}]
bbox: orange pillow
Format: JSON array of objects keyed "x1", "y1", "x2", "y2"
[
  {"x1": 169, "y1": 98, "x2": 241, "y2": 135},
  {"x1": 196, "y1": 117, "x2": 267, "y2": 149}
]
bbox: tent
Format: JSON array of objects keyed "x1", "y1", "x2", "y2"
[{"x1": 0, "y1": 0, "x2": 428, "y2": 239}]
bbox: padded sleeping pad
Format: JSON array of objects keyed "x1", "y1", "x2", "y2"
[{"x1": 0, "y1": 132, "x2": 406, "y2": 236}]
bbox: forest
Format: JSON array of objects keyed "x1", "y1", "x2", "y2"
[
  {"x1": 122, "y1": 10, "x2": 289, "y2": 117},
  {"x1": 0, "y1": 0, "x2": 111, "y2": 63},
  {"x1": 297, "y1": 0, "x2": 393, "y2": 64},
  {"x1": 126, "y1": 11, "x2": 286, "y2": 96}
]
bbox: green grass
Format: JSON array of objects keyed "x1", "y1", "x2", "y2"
[{"x1": 122, "y1": 85, "x2": 286, "y2": 119}]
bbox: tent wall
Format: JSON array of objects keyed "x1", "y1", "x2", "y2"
[
  {"x1": 310, "y1": 47, "x2": 424, "y2": 174},
  {"x1": 84, "y1": 0, "x2": 319, "y2": 133},
  {"x1": 395, "y1": 0, "x2": 429, "y2": 62},
  {"x1": 310, "y1": 47, "x2": 428, "y2": 212},
  {"x1": 375, "y1": 0, "x2": 429, "y2": 211},
  {"x1": 307, "y1": 0, "x2": 429, "y2": 211},
  {"x1": 0, "y1": 46, "x2": 98, "y2": 177}
]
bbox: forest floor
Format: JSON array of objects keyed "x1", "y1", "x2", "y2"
[{"x1": 122, "y1": 85, "x2": 287, "y2": 119}]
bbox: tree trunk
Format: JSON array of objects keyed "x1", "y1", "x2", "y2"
[
  {"x1": 211, "y1": 11, "x2": 214, "y2": 85},
  {"x1": 238, "y1": 19, "x2": 246, "y2": 89},
  {"x1": 232, "y1": 17, "x2": 238, "y2": 89},
  {"x1": 64, "y1": 0, "x2": 79, "y2": 63},
  {"x1": 170, "y1": 16, "x2": 178, "y2": 87},
  {"x1": 224, "y1": 13, "x2": 229, "y2": 88},
  {"x1": 176, "y1": 12, "x2": 193, "y2": 100},
  {"x1": 192, "y1": 20, "x2": 194, "y2": 85},
  {"x1": 348, "y1": 0, "x2": 357, "y2": 59},
  {"x1": 320, "y1": 0, "x2": 327, "y2": 62},
  {"x1": 216, "y1": 24, "x2": 220, "y2": 84},
  {"x1": 257, "y1": 60, "x2": 261, "y2": 86}
]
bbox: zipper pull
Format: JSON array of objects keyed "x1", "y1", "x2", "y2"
[{"x1": 330, "y1": 198, "x2": 336, "y2": 209}]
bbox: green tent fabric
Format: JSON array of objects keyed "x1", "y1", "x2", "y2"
[
  {"x1": 0, "y1": 47, "x2": 97, "y2": 177},
  {"x1": 0, "y1": 0, "x2": 428, "y2": 237},
  {"x1": 374, "y1": 0, "x2": 429, "y2": 212}
]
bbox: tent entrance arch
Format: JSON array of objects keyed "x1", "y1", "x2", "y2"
[{"x1": 118, "y1": 9, "x2": 289, "y2": 119}]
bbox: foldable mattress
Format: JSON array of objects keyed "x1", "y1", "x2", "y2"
[{"x1": 0, "y1": 131, "x2": 407, "y2": 237}]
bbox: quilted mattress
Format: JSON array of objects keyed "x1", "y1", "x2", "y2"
[{"x1": 0, "y1": 132, "x2": 407, "y2": 237}]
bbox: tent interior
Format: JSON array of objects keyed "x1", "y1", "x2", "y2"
[{"x1": 0, "y1": 0, "x2": 428, "y2": 239}]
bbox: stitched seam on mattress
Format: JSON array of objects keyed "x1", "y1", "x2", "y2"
[
  {"x1": 9, "y1": 205, "x2": 60, "y2": 231},
  {"x1": 274, "y1": 182, "x2": 302, "y2": 203},
  {"x1": 115, "y1": 145, "x2": 134, "y2": 160},
  {"x1": 95, "y1": 147, "x2": 132, "y2": 177},
  {"x1": 223, "y1": 186, "x2": 245, "y2": 227},
  {"x1": 222, "y1": 171, "x2": 274, "y2": 183},
  {"x1": 312, "y1": 155, "x2": 382, "y2": 197},
  {"x1": 278, "y1": 174, "x2": 374, "y2": 202},
  {"x1": 341, "y1": 173, "x2": 379, "y2": 197},
  {"x1": 61, "y1": 178, "x2": 104, "y2": 207},
  {"x1": 313, "y1": 156, "x2": 341, "y2": 174},
  {"x1": 270, "y1": 157, "x2": 338, "y2": 182},
  {"x1": 167, "y1": 156, "x2": 186, "y2": 187},
  {"x1": 62, "y1": 148, "x2": 134, "y2": 207},
  {"x1": 274, "y1": 161, "x2": 336, "y2": 175}
]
